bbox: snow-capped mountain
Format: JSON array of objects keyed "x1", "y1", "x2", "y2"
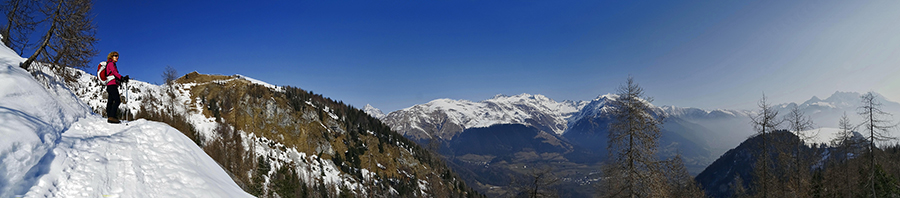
[
  {"x1": 363, "y1": 104, "x2": 385, "y2": 119},
  {"x1": 380, "y1": 93, "x2": 714, "y2": 196},
  {"x1": 374, "y1": 88, "x2": 900, "y2": 197},
  {"x1": 381, "y1": 93, "x2": 587, "y2": 142},
  {"x1": 661, "y1": 106, "x2": 751, "y2": 120},
  {"x1": 563, "y1": 93, "x2": 714, "y2": 167},
  {"x1": 765, "y1": 91, "x2": 900, "y2": 143}
]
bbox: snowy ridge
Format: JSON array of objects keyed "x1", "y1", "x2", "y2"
[
  {"x1": 567, "y1": 94, "x2": 619, "y2": 124},
  {"x1": 235, "y1": 74, "x2": 282, "y2": 92},
  {"x1": 384, "y1": 93, "x2": 587, "y2": 139},
  {"x1": 382, "y1": 92, "x2": 750, "y2": 140},
  {"x1": 660, "y1": 106, "x2": 750, "y2": 119}
]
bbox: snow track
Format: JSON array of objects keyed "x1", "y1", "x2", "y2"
[{"x1": 23, "y1": 117, "x2": 252, "y2": 198}]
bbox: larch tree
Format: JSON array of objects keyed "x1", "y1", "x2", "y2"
[
  {"x1": 601, "y1": 76, "x2": 667, "y2": 198},
  {"x1": 857, "y1": 92, "x2": 897, "y2": 197},
  {"x1": 828, "y1": 112, "x2": 860, "y2": 198},
  {"x1": 784, "y1": 105, "x2": 815, "y2": 197},
  {"x1": 20, "y1": 0, "x2": 98, "y2": 70},
  {"x1": 749, "y1": 94, "x2": 782, "y2": 198},
  {"x1": 1, "y1": 0, "x2": 39, "y2": 54},
  {"x1": 831, "y1": 112, "x2": 859, "y2": 163},
  {"x1": 662, "y1": 154, "x2": 704, "y2": 198}
]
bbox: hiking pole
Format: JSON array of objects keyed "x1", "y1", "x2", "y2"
[{"x1": 125, "y1": 79, "x2": 129, "y2": 125}]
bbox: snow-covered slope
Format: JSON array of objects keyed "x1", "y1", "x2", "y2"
[
  {"x1": 0, "y1": 64, "x2": 90, "y2": 197},
  {"x1": 381, "y1": 93, "x2": 587, "y2": 141},
  {"x1": 24, "y1": 118, "x2": 251, "y2": 197},
  {"x1": 0, "y1": 41, "x2": 250, "y2": 197}
]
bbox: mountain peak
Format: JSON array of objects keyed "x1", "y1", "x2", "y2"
[
  {"x1": 363, "y1": 104, "x2": 386, "y2": 119},
  {"x1": 825, "y1": 91, "x2": 861, "y2": 103},
  {"x1": 491, "y1": 94, "x2": 510, "y2": 99},
  {"x1": 487, "y1": 93, "x2": 552, "y2": 103},
  {"x1": 593, "y1": 93, "x2": 617, "y2": 101},
  {"x1": 808, "y1": 96, "x2": 822, "y2": 103}
]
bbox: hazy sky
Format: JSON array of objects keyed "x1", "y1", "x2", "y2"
[{"x1": 90, "y1": 0, "x2": 900, "y2": 112}]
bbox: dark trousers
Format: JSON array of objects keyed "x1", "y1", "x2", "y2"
[{"x1": 107, "y1": 85, "x2": 120, "y2": 118}]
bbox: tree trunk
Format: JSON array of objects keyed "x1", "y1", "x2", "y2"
[
  {"x1": 2, "y1": 0, "x2": 21, "y2": 47},
  {"x1": 21, "y1": 0, "x2": 62, "y2": 70}
]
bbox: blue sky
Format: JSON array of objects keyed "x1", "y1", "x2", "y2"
[{"x1": 88, "y1": 0, "x2": 900, "y2": 112}]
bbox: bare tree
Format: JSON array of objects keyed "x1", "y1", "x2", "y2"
[
  {"x1": 511, "y1": 166, "x2": 560, "y2": 198},
  {"x1": 162, "y1": 65, "x2": 178, "y2": 86},
  {"x1": 162, "y1": 65, "x2": 178, "y2": 101},
  {"x1": 662, "y1": 154, "x2": 704, "y2": 198},
  {"x1": 601, "y1": 76, "x2": 667, "y2": 198},
  {"x1": 828, "y1": 112, "x2": 860, "y2": 198},
  {"x1": 831, "y1": 112, "x2": 859, "y2": 162},
  {"x1": 749, "y1": 94, "x2": 782, "y2": 198},
  {"x1": 2, "y1": 0, "x2": 39, "y2": 54},
  {"x1": 783, "y1": 105, "x2": 815, "y2": 197},
  {"x1": 730, "y1": 175, "x2": 749, "y2": 198},
  {"x1": 20, "y1": 0, "x2": 98, "y2": 70},
  {"x1": 857, "y1": 92, "x2": 897, "y2": 196}
]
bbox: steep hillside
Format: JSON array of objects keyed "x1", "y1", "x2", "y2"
[
  {"x1": 0, "y1": 47, "x2": 250, "y2": 197},
  {"x1": 58, "y1": 68, "x2": 480, "y2": 197},
  {"x1": 693, "y1": 130, "x2": 869, "y2": 198}
]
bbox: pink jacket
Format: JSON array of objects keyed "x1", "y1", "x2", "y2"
[{"x1": 106, "y1": 60, "x2": 123, "y2": 86}]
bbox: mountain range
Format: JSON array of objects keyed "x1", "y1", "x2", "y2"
[{"x1": 366, "y1": 91, "x2": 900, "y2": 197}]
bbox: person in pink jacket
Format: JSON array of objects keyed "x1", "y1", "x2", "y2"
[{"x1": 105, "y1": 51, "x2": 129, "y2": 123}]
